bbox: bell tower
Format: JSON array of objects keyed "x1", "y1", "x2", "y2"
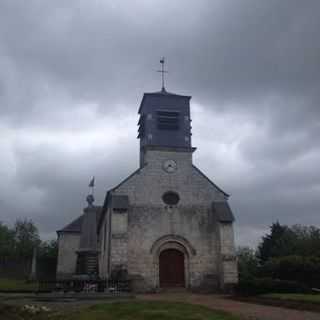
[
  {"x1": 138, "y1": 60, "x2": 193, "y2": 166},
  {"x1": 137, "y1": 88, "x2": 193, "y2": 166}
]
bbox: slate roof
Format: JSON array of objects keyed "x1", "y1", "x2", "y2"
[
  {"x1": 138, "y1": 88, "x2": 191, "y2": 114},
  {"x1": 111, "y1": 168, "x2": 142, "y2": 192},
  {"x1": 212, "y1": 202, "x2": 235, "y2": 222},
  {"x1": 146, "y1": 88, "x2": 191, "y2": 98},
  {"x1": 111, "y1": 195, "x2": 129, "y2": 210},
  {"x1": 57, "y1": 206, "x2": 102, "y2": 234},
  {"x1": 192, "y1": 165, "x2": 229, "y2": 197}
]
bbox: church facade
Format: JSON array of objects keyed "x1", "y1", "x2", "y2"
[{"x1": 57, "y1": 87, "x2": 238, "y2": 292}]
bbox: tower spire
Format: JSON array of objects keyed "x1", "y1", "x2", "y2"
[{"x1": 157, "y1": 57, "x2": 168, "y2": 92}]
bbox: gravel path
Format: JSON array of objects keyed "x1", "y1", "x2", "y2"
[{"x1": 138, "y1": 293, "x2": 320, "y2": 320}]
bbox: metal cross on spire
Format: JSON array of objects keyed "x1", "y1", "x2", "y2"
[{"x1": 157, "y1": 57, "x2": 168, "y2": 92}]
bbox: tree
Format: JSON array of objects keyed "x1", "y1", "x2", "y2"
[
  {"x1": 37, "y1": 239, "x2": 58, "y2": 280},
  {"x1": 257, "y1": 222, "x2": 298, "y2": 262},
  {"x1": 290, "y1": 225, "x2": 320, "y2": 257},
  {"x1": 0, "y1": 221, "x2": 15, "y2": 261},
  {"x1": 261, "y1": 255, "x2": 320, "y2": 288},
  {"x1": 13, "y1": 218, "x2": 40, "y2": 260},
  {"x1": 38, "y1": 239, "x2": 58, "y2": 259},
  {"x1": 257, "y1": 222, "x2": 320, "y2": 264},
  {"x1": 237, "y1": 246, "x2": 259, "y2": 280}
]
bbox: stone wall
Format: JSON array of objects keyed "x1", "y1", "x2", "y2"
[
  {"x1": 126, "y1": 205, "x2": 219, "y2": 291},
  {"x1": 218, "y1": 222, "x2": 238, "y2": 289},
  {"x1": 101, "y1": 148, "x2": 237, "y2": 292},
  {"x1": 56, "y1": 232, "x2": 80, "y2": 279},
  {"x1": 127, "y1": 149, "x2": 227, "y2": 207},
  {"x1": 99, "y1": 209, "x2": 111, "y2": 278}
]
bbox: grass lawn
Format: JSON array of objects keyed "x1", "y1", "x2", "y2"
[
  {"x1": 0, "y1": 301, "x2": 241, "y2": 320},
  {"x1": 260, "y1": 293, "x2": 320, "y2": 304},
  {"x1": 0, "y1": 278, "x2": 37, "y2": 291}
]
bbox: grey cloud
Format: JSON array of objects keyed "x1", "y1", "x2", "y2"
[
  {"x1": 0, "y1": 0, "x2": 319, "y2": 246},
  {"x1": 1, "y1": 1, "x2": 318, "y2": 114}
]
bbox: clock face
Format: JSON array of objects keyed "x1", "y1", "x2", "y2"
[{"x1": 163, "y1": 159, "x2": 177, "y2": 173}]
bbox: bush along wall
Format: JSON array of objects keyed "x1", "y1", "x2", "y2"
[
  {"x1": 260, "y1": 255, "x2": 320, "y2": 288},
  {"x1": 235, "y1": 278, "x2": 311, "y2": 296}
]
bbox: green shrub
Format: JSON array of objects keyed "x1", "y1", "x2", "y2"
[
  {"x1": 237, "y1": 247, "x2": 259, "y2": 280},
  {"x1": 235, "y1": 277, "x2": 311, "y2": 296},
  {"x1": 261, "y1": 256, "x2": 320, "y2": 288}
]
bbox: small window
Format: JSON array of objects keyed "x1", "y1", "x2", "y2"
[
  {"x1": 162, "y1": 191, "x2": 180, "y2": 205},
  {"x1": 157, "y1": 110, "x2": 179, "y2": 130},
  {"x1": 138, "y1": 114, "x2": 145, "y2": 138}
]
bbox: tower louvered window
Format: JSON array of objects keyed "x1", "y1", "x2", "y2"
[
  {"x1": 157, "y1": 110, "x2": 179, "y2": 130},
  {"x1": 138, "y1": 114, "x2": 145, "y2": 138}
]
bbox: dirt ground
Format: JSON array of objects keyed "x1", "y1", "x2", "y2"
[
  {"x1": 2, "y1": 292, "x2": 320, "y2": 319},
  {"x1": 138, "y1": 293, "x2": 320, "y2": 320}
]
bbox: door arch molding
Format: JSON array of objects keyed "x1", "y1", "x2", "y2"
[
  {"x1": 151, "y1": 235, "x2": 195, "y2": 288},
  {"x1": 150, "y1": 234, "x2": 196, "y2": 256}
]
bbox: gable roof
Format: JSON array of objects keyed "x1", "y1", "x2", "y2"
[
  {"x1": 212, "y1": 202, "x2": 235, "y2": 222},
  {"x1": 57, "y1": 206, "x2": 102, "y2": 234},
  {"x1": 57, "y1": 215, "x2": 83, "y2": 233},
  {"x1": 144, "y1": 89, "x2": 191, "y2": 98},
  {"x1": 192, "y1": 165, "x2": 229, "y2": 197},
  {"x1": 138, "y1": 89, "x2": 191, "y2": 114},
  {"x1": 111, "y1": 168, "x2": 142, "y2": 192}
]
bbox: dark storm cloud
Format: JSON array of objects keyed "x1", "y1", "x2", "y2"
[{"x1": 0, "y1": 0, "x2": 319, "y2": 246}]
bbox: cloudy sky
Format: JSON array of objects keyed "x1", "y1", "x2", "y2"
[{"x1": 1, "y1": 0, "x2": 319, "y2": 247}]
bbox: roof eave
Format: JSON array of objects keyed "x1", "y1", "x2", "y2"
[
  {"x1": 138, "y1": 92, "x2": 192, "y2": 114},
  {"x1": 192, "y1": 165, "x2": 230, "y2": 197}
]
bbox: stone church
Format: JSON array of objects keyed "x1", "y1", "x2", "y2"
[{"x1": 57, "y1": 83, "x2": 238, "y2": 292}]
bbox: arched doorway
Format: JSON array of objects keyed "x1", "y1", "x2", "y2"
[{"x1": 159, "y1": 249, "x2": 185, "y2": 287}]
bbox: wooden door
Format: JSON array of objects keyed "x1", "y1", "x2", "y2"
[{"x1": 159, "y1": 249, "x2": 185, "y2": 287}]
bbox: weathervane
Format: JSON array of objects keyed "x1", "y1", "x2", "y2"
[{"x1": 157, "y1": 57, "x2": 168, "y2": 92}]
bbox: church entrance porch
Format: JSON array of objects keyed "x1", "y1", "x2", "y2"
[{"x1": 159, "y1": 249, "x2": 185, "y2": 288}]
